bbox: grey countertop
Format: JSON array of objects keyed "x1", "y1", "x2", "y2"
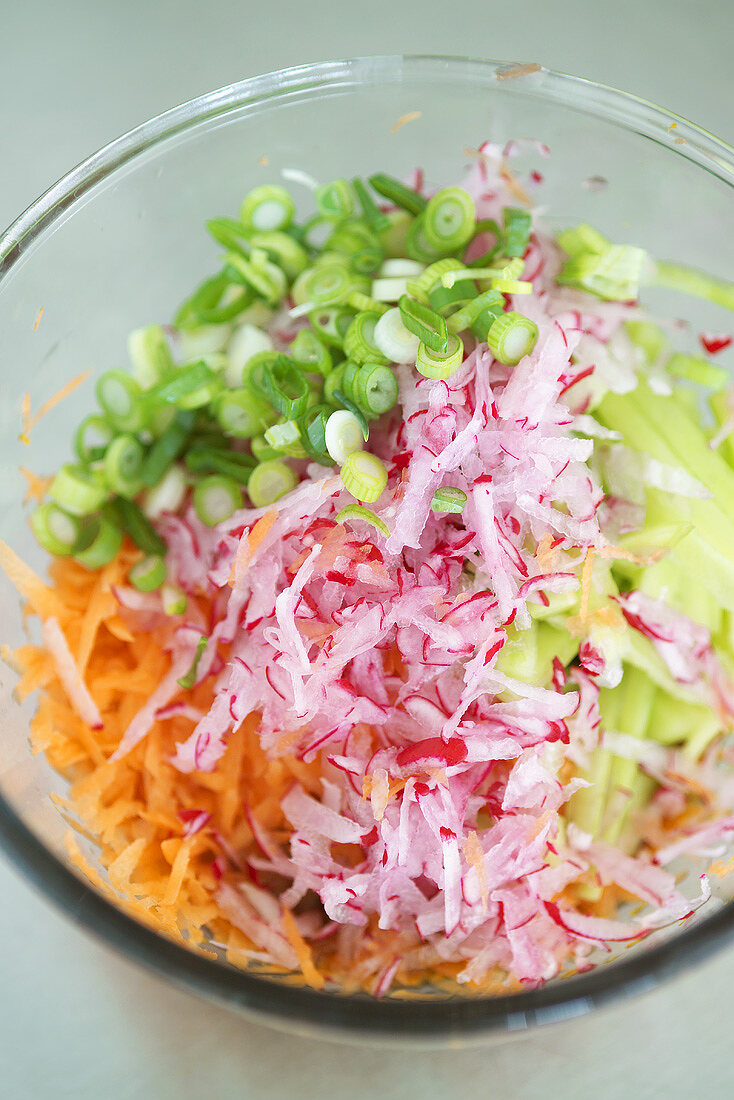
[{"x1": 1, "y1": 1, "x2": 733, "y2": 1096}]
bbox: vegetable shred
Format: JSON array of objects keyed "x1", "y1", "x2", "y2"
[{"x1": 5, "y1": 139, "x2": 734, "y2": 997}]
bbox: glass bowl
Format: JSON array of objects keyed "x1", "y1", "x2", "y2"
[{"x1": 1, "y1": 55, "x2": 733, "y2": 1046}]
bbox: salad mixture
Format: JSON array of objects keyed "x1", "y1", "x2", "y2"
[{"x1": 4, "y1": 140, "x2": 734, "y2": 996}]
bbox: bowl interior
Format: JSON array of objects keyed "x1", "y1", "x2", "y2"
[{"x1": 1, "y1": 56, "x2": 733, "y2": 1041}]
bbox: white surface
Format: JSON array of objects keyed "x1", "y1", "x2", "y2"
[{"x1": 1, "y1": 1, "x2": 733, "y2": 1096}]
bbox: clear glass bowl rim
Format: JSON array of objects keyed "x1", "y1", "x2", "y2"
[{"x1": 1, "y1": 54, "x2": 733, "y2": 1041}]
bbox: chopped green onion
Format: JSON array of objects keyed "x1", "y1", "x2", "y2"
[
  {"x1": 502, "y1": 207, "x2": 532, "y2": 258},
  {"x1": 406, "y1": 214, "x2": 452, "y2": 263},
  {"x1": 374, "y1": 307, "x2": 420, "y2": 363},
  {"x1": 225, "y1": 323, "x2": 274, "y2": 387},
  {"x1": 49, "y1": 464, "x2": 108, "y2": 516},
  {"x1": 327, "y1": 221, "x2": 384, "y2": 275},
  {"x1": 140, "y1": 410, "x2": 195, "y2": 487},
  {"x1": 380, "y1": 210, "x2": 413, "y2": 259},
  {"x1": 249, "y1": 231, "x2": 308, "y2": 280},
  {"x1": 215, "y1": 388, "x2": 276, "y2": 438},
  {"x1": 332, "y1": 390, "x2": 370, "y2": 439},
  {"x1": 351, "y1": 178, "x2": 390, "y2": 234},
  {"x1": 344, "y1": 312, "x2": 390, "y2": 365},
  {"x1": 242, "y1": 349, "x2": 281, "y2": 394},
  {"x1": 324, "y1": 364, "x2": 347, "y2": 407},
  {"x1": 73, "y1": 415, "x2": 115, "y2": 464},
  {"x1": 467, "y1": 219, "x2": 503, "y2": 267},
  {"x1": 174, "y1": 273, "x2": 229, "y2": 329},
  {"x1": 624, "y1": 320, "x2": 668, "y2": 363},
  {"x1": 346, "y1": 290, "x2": 390, "y2": 315},
  {"x1": 447, "y1": 289, "x2": 505, "y2": 335},
  {"x1": 487, "y1": 312, "x2": 539, "y2": 366},
  {"x1": 145, "y1": 361, "x2": 222, "y2": 409},
  {"x1": 224, "y1": 251, "x2": 287, "y2": 304},
  {"x1": 325, "y1": 409, "x2": 365, "y2": 464},
  {"x1": 289, "y1": 329, "x2": 332, "y2": 376},
  {"x1": 558, "y1": 245, "x2": 645, "y2": 301},
  {"x1": 371, "y1": 276, "x2": 413, "y2": 302},
  {"x1": 427, "y1": 280, "x2": 475, "y2": 317},
  {"x1": 240, "y1": 185, "x2": 295, "y2": 233},
  {"x1": 667, "y1": 353, "x2": 729, "y2": 391},
  {"x1": 177, "y1": 322, "x2": 232, "y2": 360},
  {"x1": 315, "y1": 179, "x2": 355, "y2": 220},
  {"x1": 406, "y1": 258, "x2": 465, "y2": 303},
  {"x1": 368, "y1": 173, "x2": 427, "y2": 217},
  {"x1": 336, "y1": 504, "x2": 390, "y2": 538},
  {"x1": 380, "y1": 259, "x2": 425, "y2": 278},
  {"x1": 557, "y1": 223, "x2": 610, "y2": 258},
  {"x1": 355, "y1": 362, "x2": 399, "y2": 417},
  {"x1": 308, "y1": 307, "x2": 355, "y2": 348},
  {"x1": 193, "y1": 475, "x2": 243, "y2": 526},
  {"x1": 250, "y1": 434, "x2": 280, "y2": 462},
  {"x1": 162, "y1": 584, "x2": 188, "y2": 616},
  {"x1": 398, "y1": 295, "x2": 448, "y2": 353},
  {"x1": 127, "y1": 325, "x2": 174, "y2": 388},
  {"x1": 341, "y1": 361, "x2": 362, "y2": 404},
  {"x1": 129, "y1": 554, "x2": 167, "y2": 593},
  {"x1": 431, "y1": 487, "x2": 467, "y2": 513},
  {"x1": 297, "y1": 404, "x2": 335, "y2": 463},
  {"x1": 142, "y1": 464, "x2": 188, "y2": 520},
  {"x1": 261, "y1": 355, "x2": 310, "y2": 418},
  {"x1": 177, "y1": 636, "x2": 208, "y2": 689},
  {"x1": 74, "y1": 514, "x2": 124, "y2": 569},
  {"x1": 423, "y1": 188, "x2": 476, "y2": 252},
  {"x1": 31, "y1": 503, "x2": 82, "y2": 557},
  {"x1": 264, "y1": 420, "x2": 309, "y2": 458},
  {"x1": 340, "y1": 450, "x2": 388, "y2": 503},
  {"x1": 103, "y1": 434, "x2": 145, "y2": 498},
  {"x1": 206, "y1": 216, "x2": 252, "y2": 255},
  {"x1": 96, "y1": 370, "x2": 144, "y2": 432},
  {"x1": 247, "y1": 459, "x2": 297, "y2": 506},
  {"x1": 416, "y1": 334, "x2": 464, "y2": 379},
  {"x1": 185, "y1": 445, "x2": 256, "y2": 483},
  {"x1": 292, "y1": 259, "x2": 362, "y2": 307},
  {"x1": 651, "y1": 260, "x2": 734, "y2": 312},
  {"x1": 111, "y1": 497, "x2": 167, "y2": 556}
]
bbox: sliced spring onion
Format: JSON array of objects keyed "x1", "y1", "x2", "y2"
[
  {"x1": 368, "y1": 173, "x2": 427, "y2": 217},
  {"x1": 249, "y1": 231, "x2": 309, "y2": 280},
  {"x1": 466, "y1": 219, "x2": 503, "y2": 267},
  {"x1": 431, "y1": 486, "x2": 467, "y2": 513},
  {"x1": 416, "y1": 334, "x2": 464, "y2": 379},
  {"x1": 242, "y1": 349, "x2": 280, "y2": 394},
  {"x1": 351, "y1": 177, "x2": 390, "y2": 234},
  {"x1": 380, "y1": 210, "x2": 413, "y2": 259},
  {"x1": 371, "y1": 276, "x2": 413, "y2": 302},
  {"x1": 406, "y1": 258, "x2": 465, "y2": 302},
  {"x1": 379, "y1": 259, "x2": 425, "y2": 278},
  {"x1": 111, "y1": 497, "x2": 167, "y2": 556},
  {"x1": 74, "y1": 514, "x2": 124, "y2": 569},
  {"x1": 344, "y1": 312, "x2": 390, "y2": 365},
  {"x1": 177, "y1": 636, "x2": 208, "y2": 689},
  {"x1": 289, "y1": 329, "x2": 332, "y2": 376},
  {"x1": 324, "y1": 364, "x2": 347, "y2": 406},
  {"x1": 346, "y1": 290, "x2": 390, "y2": 315},
  {"x1": 140, "y1": 410, "x2": 195, "y2": 487},
  {"x1": 129, "y1": 554, "x2": 167, "y2": 593},
  {"x1": 247, "y1": 459, "x2": 297, "y2": 506},
  {"x1": 251, "y1": 434, "x2": 280, "y2": 462},
  {"x1": 355, "y1": 362, "x2": 399, "y2": 417},
  {"x1": 308, "y1": 307, "x2": 355, "y2": 348},
  {"x1": 174, "y1": 272, "x2": 229, "y2": 329},
  {"x1": 142, "y1": 463, "x2": 188, "y2": 520},
  {"x1": 73, "y1": 415, "x2": 115, "y2": 464},
  {"x1": 406, "y1": 213, "x2": 451, "y2": 263},
  {"x1": 325, "y1": 410, "x2": 366, "y2": 464},
  {"x1": 224, "y1": 251, "x2": 288, "y2": 304},
  {"x1": 161, "y1": 584, "x2": 188, "y2": 616},
  {"x1": 336, "y1": 504, "x2": 390, "y2": 537},
  {"x1": 340, "y1": 450, "x2": 388, "y2": 503},
  {"x1": 225, "y1": 323, "x2": 274, "y2": 387},
  {"x1": 651, "y1": 260, "x2": 734, "y2": 312},
  {"x1": 502, "y1": 207, "x2": 532, "y2": 258},
  {"x1": 558, "y1": 245, "x2": 645, "y2": 301},
  {"x1": 292, "y1": 259, "x2": 361, "y2": 307},
  {"x1": 625, "y1": 319, "x2": 668, "y2": 363},
  {"x1": 127, "y1": 325, "x2": 173, "y2": 388},
  {"x1": 327, "y1": 221, "x2": 384, "y2": 275},
  {"x1": 206, "y1": 216, "x2": 253, "y2": 256},
  {"x1": 185, "y1": 445, "x2": 256, "y2": 483},
  {"x1": 374, "y1": 307, "x2": 420, "y2": 363},
  {"x1": 96, "y1": 370, "x2": 144, "y2": 432},
  {"x1": 332, "y1": 390, "x2": 370, "y2": 439},
  {"x1": 261, "y1": 355, "x2": 310, "y2": 418},
  {"x1": 31, "y1": 503, "x2": 82, "y2": 557},
  {"x1": 447, "y1": 289, "x2": 505, "y2": 334},
  {"x1": 341, "y1": 361, "x2": 361, "y2": 404},
  {"x1": 423, "y1": 187, "x2": 476, "y2": 252},
  {"x1": 215, "y1": 388, "x2": 277, "y2": 438},
  {"x1": 315, "y1": 178, "x2": 355, "y2": 220},
  {"x1": 49, "y1": 464, "x2": 108, "y2": 516},
  {"x1": 103, "y1": 434, "x2": 145, "y2": 497},
  {"x1": 487, "y1": 311, "x2": 539, "y2": 365},
  {"x1": 557, "y1": 223, "x2": 610, "y2": 259},
  {"x1": 667, "y1": 353, "x2": 729, "y2": 391},
  {"x1": 146, "y1": 361, "x2": 222, "y2": 410},
  {"x1": 398, "y1": 295, "x2": 448, "y2": 353},
  {"x1": 297, "y1": 404, "x2": 335, "y2": 463},
  {"x1": 177, "y1": 322, "x2": 232, "y2": 360},
  {"x1": 427, "y1": 280, "x2": 475, "y2": 317},
  {"x1": 193, "y1": 475, "x2": 243, "y2": 526},
  {"x1": 240, "y1": 185, "x2": 295, "y2": 233},
  {"x1": 264, "y1": 420, "x2": 309, "y2": 458}
]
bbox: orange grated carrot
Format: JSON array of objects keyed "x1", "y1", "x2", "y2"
[
  {"x1": 389, "y1": 111, "x2": 422, "y2": 134},
  {"x1": 32, "y1": 306, "x2": 45, "y2": 331},
  {"x1": 229, "y1": 508, "x2": 278, "y2": 586},
  {"x1": 463, "y1": 830, "x2": 488, "y2": 912},
  {"x1": 496, "y1": 62, "x2": 541, "y2": 81},
  {"x1": 0, "y1": 538, "x2": 68, "y2": 620},
  {"x1": 281, "y1": 908, "x2": 325, "y2": 989},
  {"x1": 20, "y1": 370, "x2": 93, "y2": 444},
  {"x1": 19, "y1": 467, "x2": 52, "y2": 504}
]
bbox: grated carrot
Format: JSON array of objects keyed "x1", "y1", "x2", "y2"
[
  {"x1": 33, "y1": 306, "x2": 45, "y2": 331},
  {"x1": 0, "y1": 539, "x2": 68, "y2": 621},
  {"x1": 229, "y1": 508, "x2": 278, "y2": 586},
  {"x1": 19, "y1": 370, "x2": 92, "y2": 445},
  {"x1": 280, "y1": 908, "x2": 325, "y2": 989},
  {"x1": 389, "y1": 111, "x2": 422, "y2": 134},
  {"x1": 19, "y1": 467, "x2": 52, "y2": 505},
  {"x1": 463, "y1": 830, "x2": 488, "y2": 912}
]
